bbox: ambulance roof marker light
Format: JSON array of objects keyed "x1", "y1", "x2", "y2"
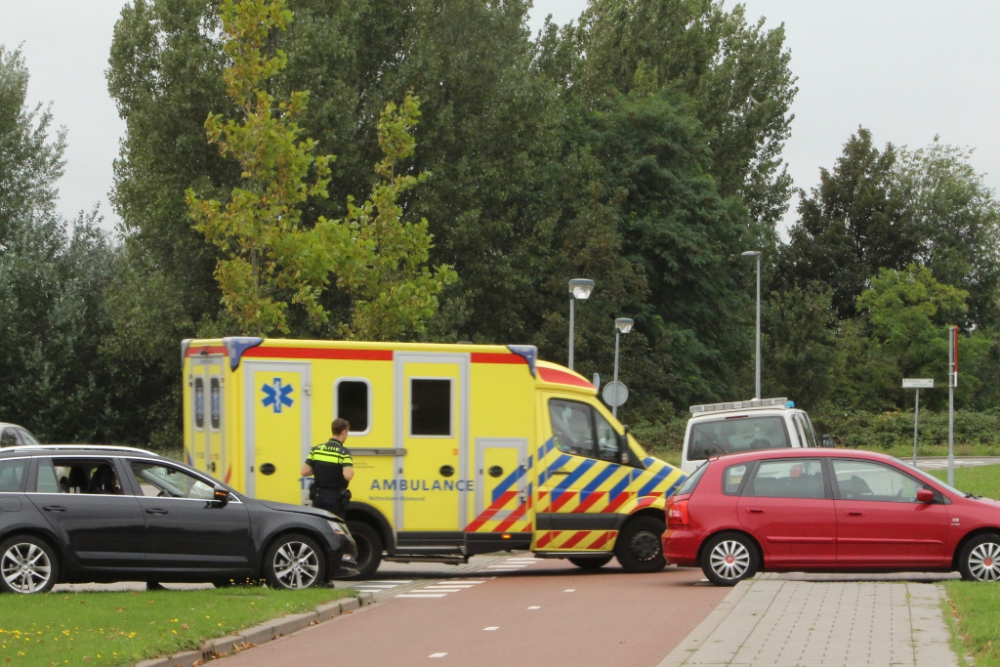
[{"x1": 223, "y1": 336, "x2": 265, "y2": 371}]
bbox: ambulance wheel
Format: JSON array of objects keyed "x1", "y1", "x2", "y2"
[
  {"x1": 614, "y1": 516, "x2": 667, "y2": 573},
  {"x1": 569, "y1": 556, "x2": 613, "y2": 570},
  {"x1": 345, "y1": 521, "x2": 383, "y2": 580}
]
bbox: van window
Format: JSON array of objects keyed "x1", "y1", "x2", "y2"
[
  {"x1": 748, "y1": 459, "x2": 825, "y2": 499},
  {"x1": 411, "y1": 379, "x2": 452, "y2": 436},
  {"x1": 210, "y1": 378, "x2": 221, "y2": 430},
  {"x1": 0, "y1": 458, "x2": 26, "y2": 492},
  {"x1": 688, "y1": 416, "x2": 790, "y2": 461},
  {"x1": 194, "y1": 377, "x2": 205, "y2": 430},
  {"x1": 801, "y1": 414, "x2": 820, "y2": 448},
  {"x1": 337, "y1": 380, "x2": 370, "y2": 434},
  {"x1": 549, "y1": 400, "x2": 596, "y2": 457},
  {"x1": 791, "y1": 414, "x2": 808, "y2": 447}
]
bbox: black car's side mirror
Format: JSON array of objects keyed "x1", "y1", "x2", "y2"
[
  {"x1": 822, "y1": 434, "x2": 835, "y2": 448},
  {"x1": 213, "y1": 485, "x2": 230, "y2": 506}
]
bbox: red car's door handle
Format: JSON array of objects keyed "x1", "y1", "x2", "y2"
[
  {"x1": 845, "y1": 511, "x2": 864, "y2": 516},
  {"x1": 745, "y1": 508, "x2": 765, "y2": 514}
]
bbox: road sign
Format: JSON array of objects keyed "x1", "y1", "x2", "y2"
[
  {"x1": 602, "y1": 381, "x2": 628, "y2": 408},
  {"x1": 902, "y1": 378, "x2": 934, "y2": 389}
]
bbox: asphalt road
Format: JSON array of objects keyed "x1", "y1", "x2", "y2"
[{"x1": 222, "y1": 556, "x2": 729, "y2": 667}]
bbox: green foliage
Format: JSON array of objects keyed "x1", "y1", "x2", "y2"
[{"x1": 186, "y1": 0, "x2": 453, "y2": 338}]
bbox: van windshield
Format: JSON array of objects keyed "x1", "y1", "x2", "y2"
[{"x1": 688, "y1": 416, "x2": 790, "y2": 461}]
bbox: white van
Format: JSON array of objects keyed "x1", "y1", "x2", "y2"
[{"x1": 680, "y1": 397, "x2": 822, "y2": 474}]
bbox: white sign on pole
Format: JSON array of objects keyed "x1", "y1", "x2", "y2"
[
  {"x1": 602, "y1": 381, "x2": 629, "y2": 407},
  {"x1": 902, "y1": 378, "x2": 934, "y2": 389}
]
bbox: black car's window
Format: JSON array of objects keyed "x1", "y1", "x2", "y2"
[
  {"x1": 688, "y1": 416, "x2": 791, "y2": 461},
  {"x1": 0, "y1": 428, "x2": 18, "y2": 447},
  {"x1": 748, "y1": 459, "x2": 825, "y2": 499},
  {"x1": 723, "y1": 464, "x2": 749, "y2": 495},
  {"x1": 130, "y1": 461, "x2": 215, "y2": 499},
  {"x1": 40, "y1": 458, "x2": 124, "y2": 495},
  {"x1": 831, "y1": 459, "x2": 926, "y2": 503},
  {"x1": 0, "y1": 459, "x2": 27, "y2": 492}
]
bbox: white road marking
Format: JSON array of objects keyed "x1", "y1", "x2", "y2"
[
  {"x1": 528, "y1": 606, "x2": 541, "y2": 610},
  {"x1": 397, "y1": 593, "x2": 449, "y2": 598},
  {"x1": 484, "y1": 627, "x2": 499, "y2": 631},
  {"x1": 564, "y1": 589, "x2": 575, "y2": 592},
  {"x1": 429, "y1": 653, "x2": 448, "y2": 658}
]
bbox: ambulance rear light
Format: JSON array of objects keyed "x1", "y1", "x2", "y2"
[
  {"x1": 667, "y1": 500, "x2": 690, "y2": 529},
  {"x1": 689, "y1": 397, "x2": 788, "y2": 415},
  {"x1": 502, "y1": 534, "x2": 511, "y2": 540}
]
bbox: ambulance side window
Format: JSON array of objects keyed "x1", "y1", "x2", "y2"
[
  {"x1": 194, "y1": 378, "x2": 205, "y2": 430},
  {"x1": 411, "y1": 379, "x2": 452, "y2": 436},
  {"x1": 337, "y1": 379, "x2": 371, "y2": 434},
  {"x1": 549, "y1": 399, "x2": 597, "y2": 458}
]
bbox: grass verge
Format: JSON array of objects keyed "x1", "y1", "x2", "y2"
[
  {"x1": 943, "y1": 581, "x2": 1000, "y2": 667},
  {"x1": 0, "y1": 586, "x2": 356, "y2": 667},
  {"x1": 929, "y1": 465, "x2": 1000, "y2": 499}
]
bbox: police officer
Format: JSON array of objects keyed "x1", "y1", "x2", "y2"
[{"x1": 301, "y1": 418, "x2": 354, "y2": 518}]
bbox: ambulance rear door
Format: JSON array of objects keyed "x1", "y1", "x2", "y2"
[{"x1": 189, "y1": 357, "x2": 225, "y2": 478}]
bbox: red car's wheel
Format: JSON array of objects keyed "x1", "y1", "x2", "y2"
[
  {"x1": 701, "y1": 532, "x2": 759, "y2": 586},
  {"x1": 960, "y1": 534, "x2": 1000, "y2": 582}
]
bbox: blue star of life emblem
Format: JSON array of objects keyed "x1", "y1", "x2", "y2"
[{"x1": 261, "y1": 378, "x2": 294, "y2": 414}]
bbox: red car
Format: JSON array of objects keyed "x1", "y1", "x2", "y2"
[{"x1": 663, "y1": 448, "x2": 1000, "y2": 585}]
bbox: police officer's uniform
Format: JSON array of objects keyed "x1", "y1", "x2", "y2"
[{"x1": 305, "y1": 439, "x2": 353, "y2": 519}]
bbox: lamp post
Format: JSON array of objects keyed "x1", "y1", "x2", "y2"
[
  {"x1": 612, "y1": 318, "x2": 633, "y2": 417},
  {"x1": 742, "y1": 251, "x2": 762, "y2": 399},
  {"x1": 567, "y1": 279, "x2": 594, "y2": 371}
]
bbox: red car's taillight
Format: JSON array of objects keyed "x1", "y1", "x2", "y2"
[{"x1": 667, "y1": 499, "x2": 689, "y2": 529}]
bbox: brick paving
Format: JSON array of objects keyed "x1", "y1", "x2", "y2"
[{"x1": 659, "y1": 576, "x2": 959, "y2": 667}]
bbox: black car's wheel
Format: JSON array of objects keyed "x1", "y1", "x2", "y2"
[
  {"x1": 959, "y1": 533, "x2": 1000, "y2": 581},
  {"x1": 263, "y1": 534, "x2": 326, "y2": 590},
  {"x1": 614, "y1": 516, "x2": 667, "y2": 573},
  {"x1": 344, "y1": 521, "x2": 383, "y2": 580},
  {"x1": 569, "y1": 555, "x2": 614, "y2": 570},
  {"x1": 701, "y1": 532, "x2": 759, "y2": 586},
  {"x1": 0, "y1": 535, "x2": 59, "y2": 594}
]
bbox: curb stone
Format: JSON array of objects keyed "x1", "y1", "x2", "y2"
[{"x1": 133, "y1": 592, "x2": 374, "y2": 667}]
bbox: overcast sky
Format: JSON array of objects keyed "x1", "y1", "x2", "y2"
[{"x1": 2, "y1": 1, "x2": 999, "y2": 234}]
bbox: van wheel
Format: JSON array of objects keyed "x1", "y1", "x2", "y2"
[
  {"x1": 701, "y1": 532, "x2": 759, "y2": 586},
  {"x1": 569, "y1": 556, "x2": 613, "y2": 570},
  {"x1": 345, "y1": 521, "x2": 383, "y2": 580},
  {"x1": 614, "y1": 516, "x2": 667, "y2": 573},
  {"x1": 263, "y1": 533, "x2": 325, "y2": 590},
  {"x1": 959, "y1": 533, "x2": 1000, "y2": 581},
  {"x1": 0, "y1": 535, "x2": 59, "y2": 594}
]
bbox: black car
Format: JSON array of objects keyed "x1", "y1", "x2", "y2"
[{"x1": 0, "y1": 445, "x2": 356, "y2": 593}]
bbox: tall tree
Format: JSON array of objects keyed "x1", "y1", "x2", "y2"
[
  {"x1": 780, "y1": 128, "x2": 914, "y2": 320},
  {"x1": 539, "y1": 0, "x2": 798, "y2": 233}
]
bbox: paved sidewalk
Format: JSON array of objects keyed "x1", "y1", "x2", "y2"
[{"x1": 659, "y1": 576, "x2": 959, "y2": 667}]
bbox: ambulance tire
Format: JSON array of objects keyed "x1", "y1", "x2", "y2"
[
  {"x1": 345, "y1": 521, "x2": 383, "y2": 580},
  {"x1": 614, "y1": 516, "x2": 667, "y2": 573},
  {"x1": 569, "y1": 556, "x2": 614, "y2": 570}
]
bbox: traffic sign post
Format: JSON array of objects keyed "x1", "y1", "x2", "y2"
[
  {"x1": 948, "y1": 326, "x2": 959, "y2": 486},
  {"x1": 903, "y1": 379, "x2": 933, "y2": 466},
  {"x1": 603, "y1": 381, "x2": 628, "y2": 409}
]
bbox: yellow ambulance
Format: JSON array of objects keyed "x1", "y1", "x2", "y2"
[{"x1": 182, "y1": 337, "x2": 686, "y2": 577}]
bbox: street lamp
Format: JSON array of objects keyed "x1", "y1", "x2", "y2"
[
  {"x1": 741, "y1": 251, "x2": 761, "y2": 399},
  {"x1": 612, "y1": 318, "x2": 633, "y2": 417},
  {"x1": 567, "y1": 279, "x2": 594, "y2": 371}
]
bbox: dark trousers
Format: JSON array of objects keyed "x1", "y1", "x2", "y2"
[{"x1": 313, "y1": 489, "x2": 347, "y2": 519}]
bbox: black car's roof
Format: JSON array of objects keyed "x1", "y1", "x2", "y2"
[{"x1": 0, "y1": 445, "x2": 168, "y2": 459}]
